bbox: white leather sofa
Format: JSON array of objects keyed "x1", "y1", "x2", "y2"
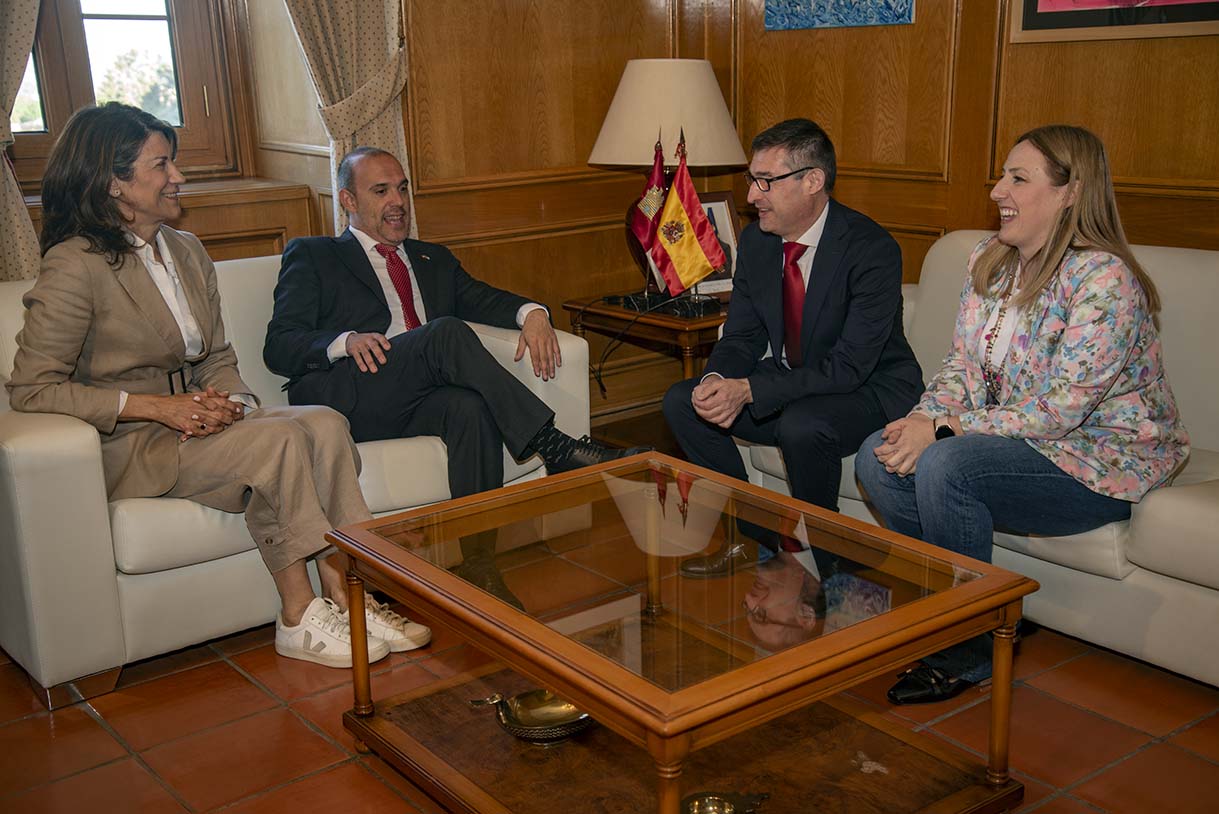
[
  {"x1": 740, "y1": 230, "x2": 1219, "y2": 687},
  {"x1": 0, "y1": 254, "x2": 590, "y2": 707}
]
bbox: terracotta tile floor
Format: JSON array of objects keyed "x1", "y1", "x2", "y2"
[{"x1": 0, "y1": 623, "x2": 1215, "y2": 813}]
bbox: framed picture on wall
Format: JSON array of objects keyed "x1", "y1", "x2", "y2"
[
  {"x1": 1011, "y1": 0, "x2": 1219, "y2": 43},
  {"x1": 694, "y1": 190, "x2": 741, "y2": 296}
]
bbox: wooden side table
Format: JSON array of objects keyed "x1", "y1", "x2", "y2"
[{"x1": 562, "y1": 294, "x2": 727, "y2": 379}]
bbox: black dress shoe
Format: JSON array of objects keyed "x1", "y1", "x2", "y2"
[
  {"x1": 887, "y1": 662, "x2": 973, "y2": 705},
  {"x1": 533, "y1": 428, "x2": 651, "y2": 474},
  {"x1": 679, "y1": 542, "x2": 750, "y2": 578}
]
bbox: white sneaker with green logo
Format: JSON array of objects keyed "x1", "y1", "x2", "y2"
[{"x1": 275, "y1": 597, "x2": 390, "y2": 668}]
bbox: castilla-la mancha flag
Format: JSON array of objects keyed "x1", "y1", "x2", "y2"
[
  {"x1": 630, "y1": 137, "x2": 666, "y2": 252},
  {"x1": 649, "y1": 134, "x2": 728, "y2": 294}
]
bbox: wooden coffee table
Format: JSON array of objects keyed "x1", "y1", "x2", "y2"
[{"x1": 329, "y1": 454, "x2": 1038, "y2": 814}]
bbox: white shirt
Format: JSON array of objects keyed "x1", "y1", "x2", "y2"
[
  {"x1": 118, "y1": 230, "x2": 257, "y2": 413},
  {"x1": 133, "y1": 231, "x2": 203, "y2": 356},
  {"x1": 978, "y1": 285, "x2": 1023, "y2": 373},
  {"x1": 326, "y1": 228, "x2": 547, "y2": 361}
]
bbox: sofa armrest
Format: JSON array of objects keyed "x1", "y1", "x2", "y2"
[
  {"x1": 0, "y1": 411, "x2": 124, "y2": 688},
  {"x1": 468, "y1": 323, "x2": 591, "y2": 440}
]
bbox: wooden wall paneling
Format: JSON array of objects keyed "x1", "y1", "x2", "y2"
[
  {"x1": 443, "y1": 225, "x2": 644, "y2": 319},
  {"x1": 734, "y1": 1, "x2": 964, "y2": 280},
  {"x1": 413, "y1": 174, "x2": 644, "y2": 245},
  {"x1": 993, "y1": 0, "x2": 1219, "y2": 249},
  {"x1": 995, "y1": 22, "x2": 1219, "y2": 191},
  {"x1": 677, "y1": 0, "x2": 736, "y2": 101},
  {"x1": 1107, "y1": 193, "x2": 1219, "y2": 250},
  {"x1": 678, "y1": 0, "x2": 746, "y2": 203},
  {"x1": 406, "y1": 0, "x2": 674, "y2": 185},
  {"x1": 168, "y1": 180, "x2": 314, "y2": 256},
  {"x1": 317, "y1": 191, "x2": 335, "y2": 236},
  {"x1": 945, "y1": 2, "x2": 1003, "y2": 235},
  {"x1": 737, "y1": 0, "x2": 956, "y2": 180}
]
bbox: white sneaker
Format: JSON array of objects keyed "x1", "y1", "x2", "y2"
[
  {"x1": 347, "y1": 594, "x2": 432, "y2": 652},
  {"x1": 276, "y1": 597, "x2": 390, "y2": 668}
]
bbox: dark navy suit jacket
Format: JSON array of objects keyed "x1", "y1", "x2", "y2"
[
  {"x1": 263, "y1": 229, "x2": 530, "y2": 413},
  {"x1": 705, "y1": 198, "x2": 922, "y2": 422}
]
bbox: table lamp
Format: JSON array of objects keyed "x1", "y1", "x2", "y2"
[{"x1": 589, "y1": 59, "x2": 747, "y2": 313}]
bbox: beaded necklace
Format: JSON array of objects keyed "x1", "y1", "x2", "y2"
[{"x1": 982, "y1": 266, "x2": 1020, "y2": 406}]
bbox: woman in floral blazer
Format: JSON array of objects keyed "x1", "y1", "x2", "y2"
[{"x1": 855, "y1": 124, "x2": 1189, "y2": 705}]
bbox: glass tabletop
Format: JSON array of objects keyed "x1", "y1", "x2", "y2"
[{"x1": 370, "y1": 457, "x2": 980, "y2": 693}]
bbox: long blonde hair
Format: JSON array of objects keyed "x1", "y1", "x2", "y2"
[{"x1": 972, "y1": 125, "x2": 1159, "y2": 313}]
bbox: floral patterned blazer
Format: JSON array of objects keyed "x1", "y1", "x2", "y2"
[{"x1": 915, "y1": 237, "x2": 1189, "y2": 502}]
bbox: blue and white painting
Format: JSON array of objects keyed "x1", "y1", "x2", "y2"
[{"x1": 765, "y1": 0, "x2": 915, "y2": 31}]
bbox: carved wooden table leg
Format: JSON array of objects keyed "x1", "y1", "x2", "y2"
[
  {"x1": 681, "y1": 347, "x2": 696, "y2": 379},
  {"x1": 649, "y1": 732, "x2": 691, "y2": 814},
  {"x1": 347, "y1": 572, "x2": 374, "y2": 718},
  {"x1": 987, "y1": 618, "x2": 1018, "y2": 786}
]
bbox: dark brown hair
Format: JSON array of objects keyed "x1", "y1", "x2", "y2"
[
  {"x1": 39, "y1": 102, "x2": 177, "y2": 266},
  {"x1": 751, "y1": 118, "x2": 837, "y2": 192}
]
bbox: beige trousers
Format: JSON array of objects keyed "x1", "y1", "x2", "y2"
[{"x1": 168, "y1": 405, "x2": 371, "y2": 572}]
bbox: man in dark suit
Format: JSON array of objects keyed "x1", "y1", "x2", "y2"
[
  {"x1": 663, "y1": 119, "x2": 922, "y2": 576},
  {"x1": 264, "y1": 147, "x2": 641, "y2": 506}
]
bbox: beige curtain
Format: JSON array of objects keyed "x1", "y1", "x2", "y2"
[
  {"x1": 284, "y1": 0, "x2": 417, "y2": 237},
  {"x1": 1, "y1": 0, "x2": 41, "y2": 282}
]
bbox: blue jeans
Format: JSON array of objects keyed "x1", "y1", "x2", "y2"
[{"x1": 855, "y1": 431, "x2": 1132, "y2": 683}]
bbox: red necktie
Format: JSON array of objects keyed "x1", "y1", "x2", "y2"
[
  {"x1": 374, "y1": 243, "x2": 422, "y2": 331},
  {"x1": 782, "y1": 241, "x2": 808, "y2": 367}
]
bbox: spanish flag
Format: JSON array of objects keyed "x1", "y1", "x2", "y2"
[{"x1": 648, "y1": 135, "x2": 728, "y2": 294}]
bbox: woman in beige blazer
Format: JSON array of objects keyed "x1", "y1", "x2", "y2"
[{"x1": 7, "y1": 102, "x2": 429, "y2": 668}]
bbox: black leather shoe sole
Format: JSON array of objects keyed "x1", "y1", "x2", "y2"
[
  {"x1": 679, "y1": 545, "x2": 749, "y2": 579},
  {"x1": 887, "y1": 663, "x2": 974, "y2": 705}
]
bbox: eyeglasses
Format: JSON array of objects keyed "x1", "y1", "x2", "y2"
[{"x1": 744, "y1": 166, "x2": 815, "y2": 192}]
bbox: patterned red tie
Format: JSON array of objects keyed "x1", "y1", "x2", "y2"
[
  {"x1": 374, "y1": 243, "x2": 422, "y2": 331},
  {"x1": 782, "y1": 241, "x2": 808, "y2": 367}
]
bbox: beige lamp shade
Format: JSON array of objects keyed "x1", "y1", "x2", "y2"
[{"x1": 588, "y1": 59, "x2": 747, "y2": 169}]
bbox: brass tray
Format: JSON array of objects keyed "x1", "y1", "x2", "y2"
[
  {"x1": 469, "y1": 689, "x2": 594, "y2": 744},
  {"x1": 681, "y1": 791, "x2": 769, "y2": 814}
]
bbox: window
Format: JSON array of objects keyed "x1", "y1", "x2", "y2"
[
  {"x1": 80, "y1": 0, "x2": 184, "y2": 126},
  {"x1": 8, "y1": 0, "x2": 247, "y2": 194},
  {"x1": 13, "y1": 54, "x2": 47, "y2": 133}
]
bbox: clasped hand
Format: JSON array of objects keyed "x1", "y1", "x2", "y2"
[
  {"x1": 151, "y1": 387, "x2": 244, "y2": 442},
  {"x1": 871, "y1": 414, "x2": 935, "y2": 476},
  {"x1": 692, "y1": 376, "x2": 751, "y2": 428}
]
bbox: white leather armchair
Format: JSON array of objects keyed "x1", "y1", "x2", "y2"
[{"x1": 0, "y1": 255, "x2": 591, "y2": 707}]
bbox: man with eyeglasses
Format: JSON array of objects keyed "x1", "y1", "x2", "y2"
[{"x1": 664, "y1": 119, "x2": 922, "y2": 577}]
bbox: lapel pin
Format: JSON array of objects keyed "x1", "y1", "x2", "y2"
[{"x1": 421, "y1": 254, "x2": 430, "y2": 260}]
